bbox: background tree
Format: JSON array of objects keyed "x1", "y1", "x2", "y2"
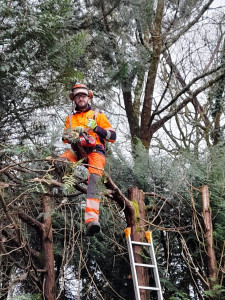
[{"x1": 78, "y1": 0, "x2": 225, "y2": 154}]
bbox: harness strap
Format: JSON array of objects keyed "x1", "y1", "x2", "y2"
[{"x1": 93, "y1": 110, "x2": 99, "y2": 120}]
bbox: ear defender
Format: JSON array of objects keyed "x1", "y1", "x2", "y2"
[
  {"x1": 88, "y1": 90, "x2": 94, "y2": 99},
  {"x1": 69, "y1": 93, "x2": 74, "y2": 100}
]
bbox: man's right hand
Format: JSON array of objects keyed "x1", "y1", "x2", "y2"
[{"x1": 63, "y1": 128, "x2": 81, "y2": 144}]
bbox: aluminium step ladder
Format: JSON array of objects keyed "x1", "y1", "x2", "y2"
[{"x1": 124, "y1": 228, "x2": 163, "y2": 300}]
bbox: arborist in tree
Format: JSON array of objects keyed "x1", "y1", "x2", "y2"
[{"x1": 57, "y1": 83, "x2": 116, "y2": 236}]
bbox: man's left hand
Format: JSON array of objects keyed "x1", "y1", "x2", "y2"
[{"x1": 86, "y1": 118, "x2": 97, "y2": 130}]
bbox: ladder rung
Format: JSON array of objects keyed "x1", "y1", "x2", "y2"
[
  {"x1": 138, "y1": 286, "x2": 159, "y2": 291},
  {"x1": 131, "y1": 241, "x2": 152, "y2": 246},
  {"x1": 135, "y1": 263, "x2": 156, "y2": 268}
]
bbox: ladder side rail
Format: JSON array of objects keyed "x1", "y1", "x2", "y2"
[
  {"x1": 126, "y1": 235, "x2": 141, "y2": 300},
  {"x1": 149, "y1": 242, "x2": 163, "y2": 300}
]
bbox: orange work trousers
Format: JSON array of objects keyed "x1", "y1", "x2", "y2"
[{"x1": 60, "y1": 149, "x2": 105, "y2": 224}]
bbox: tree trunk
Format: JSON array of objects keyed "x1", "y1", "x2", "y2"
[
  {"x1": 128, "y1": 187, "x2": 150, "y2": 300},
  {"x1": 140, "y1": 0, "x2": 164, "y2": 149},
  {"x1": 201, "y1": 186, "x2": 217, "y2": 285},
  {"x1": 41, "y1": 195, "x2": 56, "y2": 300}
]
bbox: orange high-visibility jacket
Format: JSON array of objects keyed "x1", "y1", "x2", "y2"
[{"x1": 62, "y1": 106, "x2": 116, "y2": 156}]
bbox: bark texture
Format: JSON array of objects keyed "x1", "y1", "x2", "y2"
[
  {"x1": 201, "y1": 186, "x2": 217, "y2": 283},
  {"x1": 41, "y1": 195, "x2": 56, "y2": 300}
]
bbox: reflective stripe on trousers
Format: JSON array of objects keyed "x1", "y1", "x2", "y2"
[{"x1": 85, "y1": 198, "x2": 100, "y2": 224}]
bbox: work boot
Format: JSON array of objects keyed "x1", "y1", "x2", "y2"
[{"x1": 86, "y1": 221, "x2": 100, "y2": 236}]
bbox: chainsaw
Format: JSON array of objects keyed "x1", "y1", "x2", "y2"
[{"x1": 63, "y1": 128, "x2": 96, "y2": 161}]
